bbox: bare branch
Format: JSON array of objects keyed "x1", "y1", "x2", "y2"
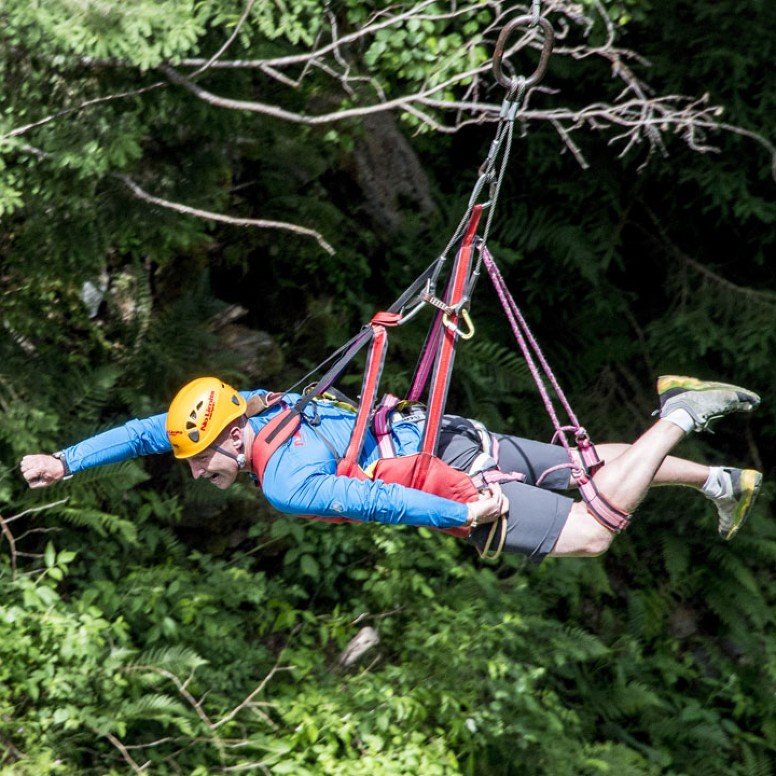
[
  {"x1": 4, "y1": 498, "x2": 70, "y2": 525},
  {"x1": 0, "y1": 514, "x2": 18, "y2": 580},
  {"x1": 123, "y1": 657, "x2": 290, "y2": 739},
  {"x1": 402, "y1": 103, "x2": 461, "y2": 134},
  {"x1": 350, "y1": 606, "x2": 404, "y2": 625},
  {"x1": 105, "y1": 732, "x2": 148, "y2": 774},
  {"x1": 83, "y1": 0, "x2": 481, "y2": 74},
  {"x1": 122, "y1": 737, "x2": 177, "y2": 751},
  {"x1": 207, "y1": 0, "x2": 446, "y2": 70},
  {"x1": 642, "y1": 208, "x2": 776, "y2": 304},
  {"x1": 0, "y1": 730, "x2": 25, "y2": 764},
  {"x1": 3, "y1": 0, "x2": 773, "y2": 198},
  {"x1": 125, "y1": 665, "x2": 216, "y2": 730},
  {"x1": 114, "y1": 174, "x2": 335, "y2": 255},
  {"x1": 221, "y1": 760, "x2": 272, "y2": 775},
  {"x1": 718, "y1": 121, "x2": 776, "y2": 180},
  {"x1": 1, "y1": 83, "x2": 166, "y2": 142},
  {"x1": 550, "y1": 118, "x2": 589, "y2": 168},
  {"x1": 191, "y1": 0, "x2": 258, "y2": 78},
  {"x1": 15, "y1": 527, "x2": 62, "y2": 543},
  {"x1": 8, "y1": 143, "x2": 337, "y2": 257},
  {"x1": 158, "y1": 63, "x2": 472, "y2": 125},
  {"x1": 213, "y1": 660, "x2": 292, "y2": 730}
]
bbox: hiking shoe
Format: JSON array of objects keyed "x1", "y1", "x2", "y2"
[
  {"x1": 656, "y1": 375, "x2": 761, "y2": 432},
  {"x1": 713, "y1": 468, "x2": 763, "y2": 540}
]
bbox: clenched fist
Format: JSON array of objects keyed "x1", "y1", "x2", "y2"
[
  {"x1": 466, "y1": 482, "x2": 510, "y2": 528},
  {"x1": 20, "y1": 454, "x2": 66, "y2": 489}
]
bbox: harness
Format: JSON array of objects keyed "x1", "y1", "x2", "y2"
[{"x1": 252, "y1": 11, "x2": 630, "y2": 554}]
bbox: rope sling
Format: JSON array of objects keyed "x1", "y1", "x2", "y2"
[{"x1": 252, "y1": 9, "x2": 630, "y2": 557}]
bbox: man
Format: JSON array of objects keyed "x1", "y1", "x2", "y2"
[{"x1": 20, "y1": 375, "x2": 763, "y2": 562}]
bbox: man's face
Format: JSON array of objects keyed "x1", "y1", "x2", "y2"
[{"x1": 186, "y1": 444, "x2": 239, "y2": 490}]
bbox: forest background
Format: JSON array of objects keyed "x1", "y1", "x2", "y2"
[{"x1": 1, "y1": 0, "x2": 774, "y2": 774}]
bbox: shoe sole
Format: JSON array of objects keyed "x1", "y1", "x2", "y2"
[
  {"x1": 657, "y1": 375, "x2": 761, "y2": 409},
  {"x1": 723, "y1": 469, "x2": 763, "y2": 541}
]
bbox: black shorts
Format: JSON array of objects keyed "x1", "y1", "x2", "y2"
[{"x1": 438, "y1": 416, "x2": 574, "y2": 563}]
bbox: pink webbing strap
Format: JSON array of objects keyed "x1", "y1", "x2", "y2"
[
  {"x1": 577, "y1": 476, "x2": 631, "y2": 533},
  {"x1": 373, "y1": 393, "x2": 400, "y2": 459},
  {"x1": 577, "y1": 435, "x2": 603, "y2": 475},
  {"x1": 481, "y1": 248, "x2": 616, "y2": 526},
  {"x1": 408, "y1": 307, "x2": 444, "y2": 402},
  {"x1": 481, "y1": 248, "x2": 602, "y2": 468},
  {"x1": 471, "y1": 469, "x2": 525, "y2": 489},
  {"x1": 482, "y1": 249, "x2": 578, "y2": 444}
]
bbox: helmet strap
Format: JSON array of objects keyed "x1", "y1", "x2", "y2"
[{"x1": 212, "y1": 445, "x2": 247, "y2": 470}]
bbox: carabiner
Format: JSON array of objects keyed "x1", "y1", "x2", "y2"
[
  {"x1": 396, "y1": 298, "x2": 427, "y2": 326},
  {"x1": 492, "y1": 15, "x2": 554, "y2": 90},
  {"x1": 442, "y1": 308, "x2": 475, "y2": 340}
]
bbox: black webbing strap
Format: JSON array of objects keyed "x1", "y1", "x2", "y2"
[{"x1": 262, "y1": 258, "x2": 441, "y2": 445}]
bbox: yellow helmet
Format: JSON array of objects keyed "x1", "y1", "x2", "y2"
[{"x1": 166, "y1": 377, "x2": 247, "y2": 459}]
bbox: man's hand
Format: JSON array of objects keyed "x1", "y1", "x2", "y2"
[
  {"x1": 466, "y1": 483, "x2": 510, "y2": 528},
  {"x1": 20, "y1": 454, "x2": 66, "y2": 489}
]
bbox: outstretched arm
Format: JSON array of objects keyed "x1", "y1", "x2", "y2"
[
  {"x1": 19, "y1": 389, "x2": 269, "y2": 488},
  {"x1": 19, "y1": 412, "x2": 170, "y2": 488}
]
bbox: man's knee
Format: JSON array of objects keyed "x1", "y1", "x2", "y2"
[
  {"x1": 582, "y1": 525, "x2": 615, "y2": 556},
  {"x1": 551, "y1": 503, "x2": 616, "y2": 557}
]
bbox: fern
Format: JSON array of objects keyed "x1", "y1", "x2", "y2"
[
  {"x1": 626, "y1": 588, "x2": 672, "y2": 641},
  {"x1": 710, "y1": 547, "x2": 768, "y2": 598},
  {"x1": 729, "y1": 537, "x2": 776, "y2": 566},
  {"x1": 617, "y1": 681, "x2": 668, "y2": 717},
  {"x1": 740, "y1": 744, "x2": 776, "y2": 776},
  {"x1": 66, "y1": 460, "x2": 150, "y2": 499},
  {"x1": 523, "y1": 616, "x2": 610, "y2": 665},
  {"x1": 704, "y1": 575, "x2": 771, "y2": 638},
  {"x1": 130, "y1": 645, "x2": 208, "y2": 675},
  {"x1": 119, "y1": 693, "x2": 192, "y2": 726},
  {"x1": 143, "y1": 526, "x2": 186, "y2": 561},
  {"x1": 58, "y1": 506, "x2": 138, "y2": 544},
  {"x1": 661, "y1": 534, "x2": 692, "y2": 583},
  {"x1": 61, "y1": 364, "x2": 121, "y2": 429}
]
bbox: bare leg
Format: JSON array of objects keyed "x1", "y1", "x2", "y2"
[
  {"x1": 549, "y1": 376, "x2": 762, "y2": 557},
  {"x1": 573, "y1": 443, "x2": 709, "y2": 489},
  {"x1": 590, "y1": 421, "x2": 685, "y2": 512},
  {"x1": 551, "y1": 420, "x2": 686, "y2": 558}
]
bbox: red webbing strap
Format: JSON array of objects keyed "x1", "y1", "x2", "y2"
[
  {"x1": 421, "y1": 205, "x2": 483, "y2": 454},
  {"x1": 338, "y1": 311, "x2": 401, "y2": 476},
  {"x1": 251, "y1": 409, "x2": 302, "y2": 486}
]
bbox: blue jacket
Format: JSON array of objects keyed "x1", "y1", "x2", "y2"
[{"x1": 60, "y1": 390, "x2": 469, "y2": 530}]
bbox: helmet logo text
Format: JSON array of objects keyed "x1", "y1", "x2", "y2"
[{"x1": 200, "y1": 390, "x2": 216, "y2": 431}]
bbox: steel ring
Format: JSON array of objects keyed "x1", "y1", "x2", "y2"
[{"x1": 493, "y1": 15, "x2": 554, "y2": 89}]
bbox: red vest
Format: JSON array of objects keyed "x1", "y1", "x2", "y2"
[{"x1": 250, "y1": 409, "x2": 476, "y2": 538}]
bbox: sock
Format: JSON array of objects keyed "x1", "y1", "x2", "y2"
[
  {"x1": 701, "y1": 466, "x2": 728, "y2": 500},
  {"x1": 661, "y1": 408, "x2": 695, "y2": 433}
]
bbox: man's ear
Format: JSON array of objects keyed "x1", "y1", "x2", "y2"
[
  {"x1": 229, "y1": 424, "x2": 247, "y2": 469},
  {"x1": 230, "y1": 424, "x2": 244, "y2": 451}
]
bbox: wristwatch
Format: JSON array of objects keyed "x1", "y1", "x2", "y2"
[{"x1": 52, "y1": 451, "x2": 73, "y2": 480}]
